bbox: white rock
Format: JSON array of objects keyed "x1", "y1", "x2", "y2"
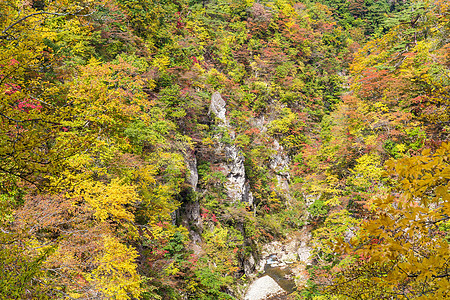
[
  {"x1": 297, "y1": 244, "x2": 312, "y2": 265},
  {"x1": 210, "y1": 92, "x2": 254, "y2": 204},
  {"x1": 244, "y1": 276, "x2": 286, "y2": 300},
  {"x1": 209, "y1": 91, "x2": 227, "y2": 124},
  {"x1": 223, "y1": 144, "x2": 247, "y2": 203},
  {"x1": 186, "y1": 155, "x2": 198, "y2": 191}
]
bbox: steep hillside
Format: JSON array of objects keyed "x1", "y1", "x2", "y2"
[{"x1": 0, "y1": 0, "x2": 448, "y2": 299}]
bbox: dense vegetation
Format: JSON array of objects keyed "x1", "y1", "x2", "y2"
[{"x1": 0, "y1": 0, "x2": 449, "y2": 299}]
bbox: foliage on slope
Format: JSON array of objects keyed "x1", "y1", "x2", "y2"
[
  {"x1": 0, "y1": 0, "x2": 357, "y2": 298},
  {"x1": 1, "y1": 0, "x2": 448, "y2": 299},
  {"x1": 304, "y1": 0, "x2": 450, "y2": 298}
]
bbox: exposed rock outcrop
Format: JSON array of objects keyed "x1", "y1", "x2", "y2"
[
  {"x1": 222, "y1": 144, "x2": 253, "y2": 204},
  {"x1": 243, "y1": 252, "x2": 257, "y2": 275},
  {"x1": 209, "y1": 91, "x2": 227, "y2": 125},
  {"x1": 258, "y1": 230, "x2": 312, "y2": 288},
  {"x1": 186, "y1": 155, "x2": 199, "y2": 191},
  {"x1": 251, "y1": 115, "x2": 291, "y2": 201},
  {"x1": 260, "y1": 231, "x2": 312, "y2": 265},
  {"x1": 179, "y1": 154, "x2": 202, "y2": 244},
  {"x1": 210, "y1": 92, "x2": 253, "y2": 205},
  {"x1": 297, "y1": 237, "x2": 311, "y2": 265},
  {"x1": 269, "y1": 139, "x2": 290, "y2": 198}
]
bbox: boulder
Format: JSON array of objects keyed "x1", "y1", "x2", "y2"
[{"x1": 244, "y1": 275, "x2": 286, "y2": 300}]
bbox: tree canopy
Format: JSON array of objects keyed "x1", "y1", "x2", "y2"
[{"x1": 0, "y1": 0, "x2": 449, "y2": 299}]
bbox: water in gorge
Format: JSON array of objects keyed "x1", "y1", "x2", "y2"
[{"x1": 263, "y1": 254, "x2": 296, "y2": 294}]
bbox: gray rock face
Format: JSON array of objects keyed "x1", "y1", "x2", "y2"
[
  {"x1": 297, "y1": 238, "x2": 312, "y2": 265},
  {"x1": 269, "y1": 139, "x2": 290, "y2": 195},
  {"x1": 180, "y1": 154, "x2": 202, "y2": 244},
  {"x1": 244, "y1": 276, "x2": 286, "y2": 300},
  {"x1": 223, "y1": 144, "x2": 249, "y2": 203},
  {"x1": 258, "y1": 230, "x2": 312, "y2": 289},
  {"x1": 261, "y1": 232, "x2": 312, "y2": 266},
  {"x1": 209, "y1": 92, "x2": 227, "y2": 124},
  {"x1": 344, "y1": 227, "x2": 357, "y2": 243},
  {"x1": 243, "y1": 252, "x2": 256, "y2": 275},
  {"x1": 182, "y1": 200, "x2": 202, "y2": 244},
  {"x1": 187, "y1": 155, "x2": 199, "y2": 192},
  {"x1": 210, "y1": 92, "x2": 253, "y2": 204},
  {"x1": 243, "y1": 182, "x2": 254, "y2": 206}
]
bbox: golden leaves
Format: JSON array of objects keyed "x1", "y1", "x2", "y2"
[
  {"x1": 88, "y1": 235, "x2": 142, "y2": 300},
  {"x1": 67, "y1": 57, "x2": 148, "y2": 138},
  {"x1": 78, "y1": 178, "x2": 137, "y2": 223},
  {"x1": 331, "y1": 142, "x2": 450, "y2": 298}
]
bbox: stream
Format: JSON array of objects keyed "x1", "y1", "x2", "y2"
[{"x1": 262, "y1": 254, "x2": 296, "y2": 294}]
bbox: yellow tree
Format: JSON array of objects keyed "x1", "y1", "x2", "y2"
[
  {"x1": 0, "y1": 2, "x2": 105, "y2": 298},
  {"x1": 329, "y1": 143, "x2": 450, "y2": 299},
  {"x1": 4, "y1": 50, "x2": 191, "y2": 298},
  {"x1": 0, "y1": 0, "x2": 103, "y2": 186}
]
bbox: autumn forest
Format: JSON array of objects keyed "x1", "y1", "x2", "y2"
[{"x1": 0, "y1": 0, "x2": 449, "y2": 299}]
